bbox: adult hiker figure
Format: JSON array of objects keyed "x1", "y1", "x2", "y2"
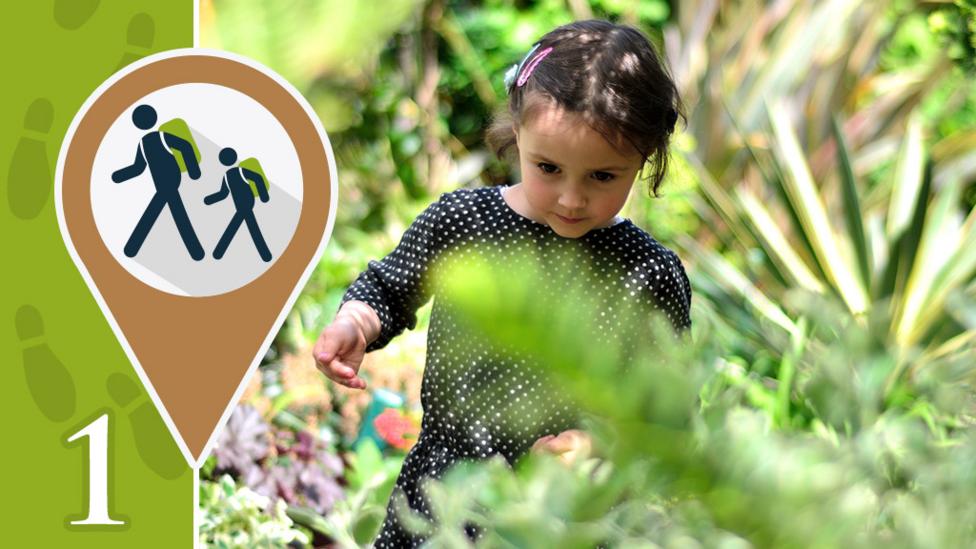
[
  {"x1": 204, "y1": 147, "x2": 272, "y2": 262},
  {"x1": 111, "y1": 104, "x2": 205, "y2": 260}
]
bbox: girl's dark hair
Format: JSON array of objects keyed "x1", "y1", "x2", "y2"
[{"x1": 486, "y1": 19, "x2": 684, "y2": 197}]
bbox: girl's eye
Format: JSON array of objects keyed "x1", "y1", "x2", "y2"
[
  {"x1": 592, "y1": 171, "x2": 615, "y2": 182},
  {"x1": 537, "y1": 162, "x2": 559, "y2": 175}
]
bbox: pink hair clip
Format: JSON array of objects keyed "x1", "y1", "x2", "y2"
[{"x1": 516, "y1": 46, "x2": 553, "y2": 88}]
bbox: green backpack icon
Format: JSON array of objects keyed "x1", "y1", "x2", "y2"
[
  {"x1": 238, "y1": 157, "x2": 270, "y2": 198},
  {"x1": 158, "y1": 118, "x2": 200, "y2": 173}
]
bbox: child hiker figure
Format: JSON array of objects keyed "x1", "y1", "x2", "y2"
[
  {"x1": 313, "y1": 20, "x2": 692, "y2": 547},
  {"x1": 204, "y1": 147, "x2": 272, "y2": 262}
]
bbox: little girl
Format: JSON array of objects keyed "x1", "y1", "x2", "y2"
[{"x1": 313, "y1": 19, "x2": 691, "y2": 547}]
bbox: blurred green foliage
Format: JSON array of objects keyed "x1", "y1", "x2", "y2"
[
  {"x1": 405, "y1": 251, "x2": 976, "y2": 547},
  {"x1": 929, "y1": 0, "x2": 976, "y2": 74}
]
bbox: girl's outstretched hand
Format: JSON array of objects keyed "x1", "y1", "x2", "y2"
[
  {"x1": 313, "y1": 301, "x2": 380, "y2": 391},
  {"x1": 530, "y1": 429, "x2": 593, "y2": 466}
]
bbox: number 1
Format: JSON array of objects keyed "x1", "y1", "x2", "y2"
[{"x1": 67, "y1": 413, "x2": 125, "y2": 525}]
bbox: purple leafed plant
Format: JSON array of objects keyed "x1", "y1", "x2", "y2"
[
  {"x1": 214, "y1": 404, "x2": 269, "y2": 472},
  {"x1": 212, "y1": 404, "x2": 347, "y2": 514}
]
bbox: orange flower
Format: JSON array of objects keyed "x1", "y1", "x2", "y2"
[{"x1": 374, "y1": 408, "x2": 421, "y2": 450}]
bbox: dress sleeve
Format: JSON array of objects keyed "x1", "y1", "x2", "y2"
[
  {"x1": 340, "y1": 196, "x2": 447, "y2": 352},
  {"x1": 655, "y1": 249, "x2": 693, "y2": 335}
]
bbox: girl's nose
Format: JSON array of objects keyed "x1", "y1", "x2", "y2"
[{"x1": 558, "y1": 188, "x2": 587, "y2": 210}]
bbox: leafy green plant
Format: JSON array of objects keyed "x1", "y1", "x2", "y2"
[
  {"x1": 390, "y1": 256, "x2": 976, "y2": 548},
  {"x1": 199, "y1": 474, "x2": 310, "y2": 548}
]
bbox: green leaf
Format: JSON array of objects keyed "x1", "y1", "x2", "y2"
[
  {"x1": 766, "y1": 100, "x2": 869, "y2": 314},
  {"x1": 350, "y1": 437, "x2": 384, "y2": 490},
  {"x1": 886, "y1": 112, "x2": 926, "y2": 242},
  {"x1": 776, "y1": 318, "x2": 807, "y2": 429},
  {"x1": 678, "y1": 234, "x2": 801, "y2": 340},
  {"x1": 737, "y1": 0, "x2": 858, "y2": 128},
  {"x1": 352, "y1": 504, "x2": 386, "y2": 545},
  {"x1": 735, "y1": 187, "x2": 826, "y2": 293},
  {"x1": 905, "y1": 180, "x2": 976, "y2": 345},
  {"x1": 687, "y1": 152, "x2": 756, "y2": 252},
  {"x1": 894, "y1": 175, "x2": 962, "y2": 345},
  {"x1": 724, "y1": 97, "x2": 826, "y2": 283},
  {"x1": 831, "y1": 114, "x2": 872, "y2": 291}
]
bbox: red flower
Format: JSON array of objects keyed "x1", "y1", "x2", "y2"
[{"x1": 374, "y1": 408, "x2": 420, "y2": 450}]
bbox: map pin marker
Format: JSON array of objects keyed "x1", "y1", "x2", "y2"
[{"x1": 56, "y1": 50, "x2": 336, "y2": 467}]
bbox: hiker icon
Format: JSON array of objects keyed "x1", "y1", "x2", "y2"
[
  {"x1": 204, "y1": 147, "x2": 272, "y2": 262},
  {"x1": 112, "y1": 104, "x2": 205, "y2": 261}
]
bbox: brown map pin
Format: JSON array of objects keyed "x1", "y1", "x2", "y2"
[{"x1": 55, "y1": 49, "x2": 336, "y2": 466}]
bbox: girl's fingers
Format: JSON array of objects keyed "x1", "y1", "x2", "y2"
[
  {"x1": 315, "y1": 357, "x2": 352, "y2": 382},
  {"x1": 546, "y1": 440, "x2": 570, "y2": 453},
  {"x1": 314, "y1": 323, "x2": 358, "y2": 365},
  {"x1": 331, "y1": 363, "x2": 355, "y2": 378},
  {"x1": 531, "y1": 434, "x2": 556, "y2": 452},
  {"x1": 336, "y1": 372, "x2": 366, "y2": 389},
  {"x1": 313, "y1": 328, "x2": 365, "y2": 390},
  {"x1": 327, "y1": 370, "x2": 366, "y2": 390},
  {"x1": 545, "y1": 432, "x2": 584, "y2": 454},
  {"x1": 314, "y1": 339, "x2": 340, "y2": 365},
  {"x1": 327, "y1": 361, "x2": 366, "y2": 390}
]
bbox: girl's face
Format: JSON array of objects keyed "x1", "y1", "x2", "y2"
[{"x1": 514, "y1": 104, "x2": 643, "y2": 239}]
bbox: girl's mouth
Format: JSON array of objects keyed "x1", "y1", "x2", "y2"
[{"x1": 555, "y1": 214, "x2": 585, "y2": 224}]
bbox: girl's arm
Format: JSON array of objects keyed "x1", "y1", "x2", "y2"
[
  {"x1": 334, "y1": 300, "x2": 381, "y2": 343},
  {"x1": 650, "y1": 248, "x2": 692, "y2": 336},
  {"x1": 670, "y1": 251, "x2": 693, "y2": 335},
  {"x1": 340, "y1": 194, "x2": 450, "y2": 352}
]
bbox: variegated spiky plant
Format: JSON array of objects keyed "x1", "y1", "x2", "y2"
[{"x1": 657, "y1": 0, "x2": 976, "y2": 373}]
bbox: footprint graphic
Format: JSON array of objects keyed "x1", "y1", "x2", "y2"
[
  {"x1": 115, "y1": 13, "x2": 155, "y2": 71},
  {"x1": 16, "y1": 305, "x2": 76, "y2": 422},
  {"x1": 54, "y1": 0, "x2": 100, "y2": 30},
  {"x1": 7, "y1": 99, "x2": 53, "y2": 220},
  {"x1": 106, "y1": 373, "x2": 186, "y2": 479}
]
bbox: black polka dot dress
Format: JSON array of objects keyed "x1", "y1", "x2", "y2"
[{"x1": 341, "y1": 185, "x2": 692, "y2": 547}]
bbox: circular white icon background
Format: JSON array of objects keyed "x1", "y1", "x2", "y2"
[{"x1": 91, "y1": 83, "x2": 303, "y2": 296}]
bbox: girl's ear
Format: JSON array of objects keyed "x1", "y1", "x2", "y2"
[{"x1": 512, "y1": 125, "x2": 520, "y2": 146}]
